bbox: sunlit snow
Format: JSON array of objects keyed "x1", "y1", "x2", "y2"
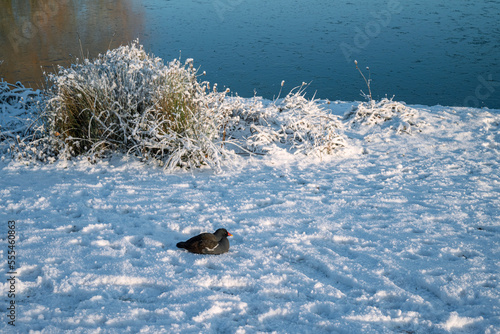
[{"x1": 1, "y1": 80, "x2": 499, "y2": 333}]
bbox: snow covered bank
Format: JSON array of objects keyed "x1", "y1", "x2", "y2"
[
  {"x1": 1, "y1": 93, "x2": 499, "y2": 332},
  {"x1": 0, "y1": 43, "x2": 348, "y2": 171}
]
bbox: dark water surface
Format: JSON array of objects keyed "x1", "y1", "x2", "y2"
[{"x1": 1, "y1": 0, "x2": 499, "y2": 108}]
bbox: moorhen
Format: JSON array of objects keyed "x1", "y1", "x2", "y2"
[{"x1": 176, "y1": 228, "x2": 232, "y2": 254}]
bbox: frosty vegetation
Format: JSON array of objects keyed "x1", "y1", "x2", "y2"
[
  {"x1": 223, "y1": 84, "x2": 347, "y2": 156},
  {"x1": 1, "y1": 41, "x2": 424, "y2": 170},
  {"x1": 345, "y1": 98, "x2": 427, "y2": 134},
  {"x1": 0, "y1": 80, "x2": 41, "y2": 140}
]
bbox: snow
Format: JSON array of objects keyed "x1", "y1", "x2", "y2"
[{"x1": 1, "y1": 93, "x2": 500, "y2": 333}]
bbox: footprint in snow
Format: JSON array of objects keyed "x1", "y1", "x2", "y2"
[
  {"x1": 56, "y1": 225, "x2": 80, "y2": 233},
  {"x1": 126, "y1": 235, "x2": 145, "y2": 248}
]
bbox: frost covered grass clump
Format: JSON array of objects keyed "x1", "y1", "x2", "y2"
[
  {"x1": 41, "y1": 41, "x2": 231, "y2": 169},
  {"x1": 345, "y1": 60, "x2": 427, "y2": 134},
  {"x1": 222, "y1": 83, "x2": 347, "y2": 156},
  {"x1": 344, "y1": 98, "x2": 427, "y2": 134},
  {"x1": 0, "y1": 80, "x2": 41, "y2": 140}
]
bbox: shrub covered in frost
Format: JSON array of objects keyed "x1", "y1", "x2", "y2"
[
  {"x1": 344, "y1": 98, "x2": 427, "y2": 134},
  {"x1": 222, "y1": 84, "x2": 347, "y2": 155},
  {"x1": 347, "y1": 60, "x2": 426, "y2": 134},
  {"x1": 0, "y1": 80, "x2": 41, "y2": 140},
  {"x1": 40, "y1": 41, "x2": 231, "y2": 169}
]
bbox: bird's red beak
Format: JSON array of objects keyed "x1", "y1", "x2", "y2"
[{"x1": 228, "y1": 232, "x2": 233, "y2": 236}]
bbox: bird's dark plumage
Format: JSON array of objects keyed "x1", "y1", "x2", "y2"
[{"x1": 176, "y1": 228, "x2": 232, "y2": 254}]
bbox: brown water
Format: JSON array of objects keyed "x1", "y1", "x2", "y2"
[{"x1": 0, "y1": 0, "x2": 143, "y2": 87}]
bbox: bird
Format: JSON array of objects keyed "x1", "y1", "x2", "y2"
[{"x1": 176, "y1": 228, "x2": 232, "y2": 254}]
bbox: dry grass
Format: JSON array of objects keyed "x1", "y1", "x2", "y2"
[{"x1": 44, "y1": 41, "x2": 230, "y2": 169}]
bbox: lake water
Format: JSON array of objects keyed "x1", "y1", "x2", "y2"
[{"x1": 1, "y1": 0, "x2": 499, "y2": 108}]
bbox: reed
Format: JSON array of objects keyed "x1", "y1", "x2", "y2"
[{"x1": 354, "y1": 60, "x2": 373, "y2": 104}]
